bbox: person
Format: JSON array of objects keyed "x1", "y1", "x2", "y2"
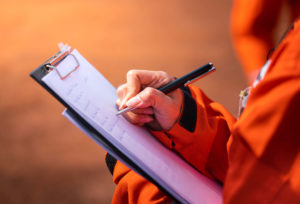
[
  {"x1": 105, "y1": 12, "x2": 300, "y2": 204},
  {"x1": 231, "y1": 0, "x2": 300, "y2": 84}
]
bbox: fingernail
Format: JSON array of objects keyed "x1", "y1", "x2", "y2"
[
  {"x1": 119, "y1": 100, "x2": 126, "y2": 110},
  {"x1": 116, "y1": 99, "x2": 121, "y2": 110},
  {"x1": 126, "y1": 96, "x2": 142, "y2": 108}
]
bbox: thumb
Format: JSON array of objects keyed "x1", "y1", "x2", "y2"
[{"x1": 126, "y1": 87, "x2": 182, "y2": 130}]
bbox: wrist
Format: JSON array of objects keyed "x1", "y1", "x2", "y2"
[{"x1": 164, "y1": 88, "x2": 184, "y2": 131}]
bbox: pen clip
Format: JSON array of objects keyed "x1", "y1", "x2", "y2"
[{"x1": 184, "y1": 67, "x2": 216, "y2": 86}]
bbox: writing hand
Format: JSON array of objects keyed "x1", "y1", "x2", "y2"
[{"x1": 116, "y1": 70, "x2": 183, "y2": 130}]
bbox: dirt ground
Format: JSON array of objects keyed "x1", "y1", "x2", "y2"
[{"x1": 0, "y1": 1, "x2": 246, "y2": 203}]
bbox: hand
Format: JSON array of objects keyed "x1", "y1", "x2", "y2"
[{"x1": 116, "y1": 70, "x2": 183, "y2": 130}]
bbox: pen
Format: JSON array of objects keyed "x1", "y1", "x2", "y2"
[{"x1": 116, "y1": 62, "x2": 216, "y2": 115}]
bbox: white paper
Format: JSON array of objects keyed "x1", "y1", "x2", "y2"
[{"x1": 42, "y1": 49, "x2": 222, "y2": 203}]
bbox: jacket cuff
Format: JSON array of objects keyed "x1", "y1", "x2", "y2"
[
  {"x1": 105, "y1": 153, "x2": 132, "y2": 184},
  {"x1": 150, "y1": 86, "x2": 197, "y2": 149},
  {"x1": 105, "y1": 153, "x2": 117, "y2": 175},
  {"x1": 178, "y1": 86, "x2": 197, "y2": 132}
]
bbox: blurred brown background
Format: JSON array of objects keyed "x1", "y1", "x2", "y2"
[{"x1": 0, "y1": 0, "x2": 246, "y2": 203}]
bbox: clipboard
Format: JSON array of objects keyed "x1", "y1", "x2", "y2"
[
  {"x1": 30, "y1": 43, "x2": 222, "y2": 204},
  {"x1": 29, "y1": 44, "x2": 171, "y2": 200}
]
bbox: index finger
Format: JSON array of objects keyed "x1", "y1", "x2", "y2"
[{"x1": 125, "y1": 70, "x2": 172, "y2": 101}]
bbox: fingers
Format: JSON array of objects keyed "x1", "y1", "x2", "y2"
[
  {"x1": 116, "y1": 84, "x2": 127, "y2": 99},
  {"x1": 116, "y1": 97, "x2": 155, "y2": 125},
  {"x1": 126, "y1": 70, "x2": 170, "y2": 92},
  {"x1": 123, "y1": 87, "x2": 183, "y2": 130},
  {"x1": 125, "y1": 112, "x2": 154, "y2": 125},
  {"x1": 131, "y1": 107, "x2": 154, "y2": 115},
  {"x1": 116, "y1": 69, "x2": 182, "y2": 130},
  {"x1": 120, "y1": 70, "x2": 172, "y2": 109},
  {"x1": 126, "y1": 87, "x2": 169, "y2": 110},
  {"x1": 117, "y1": 108, "x2": 154, "y2": 126},
  {"x1": 116, "y1": 84, "x2": 128, "y2": 109}
]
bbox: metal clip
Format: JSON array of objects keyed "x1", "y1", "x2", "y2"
[
  {"x1": 44, "y1": 53, "x2": 80, "y2": 79},
  {"x1": 184, "y1": 66, "x2": 216, "y2": 86}
]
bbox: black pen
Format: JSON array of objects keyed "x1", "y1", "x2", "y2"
[{"x1": 116, "y1": 62, "x2": 216, "y2": 115}]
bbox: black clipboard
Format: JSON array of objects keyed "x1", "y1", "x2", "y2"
[{"x1": 29, "y1": 45, "x2": 182, "y2": 203}]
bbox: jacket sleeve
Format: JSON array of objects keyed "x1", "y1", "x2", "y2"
[
  {"x1": 151, "y1": 86, "x2": 236, "y2": 182},
  {"x1": 231, "y1": 0, "x2": 285, "y2": 81},
  {"x1": 106, "y1": 85, "x2": 236, "y2": 203},
  {"x1": 223, "y1": 22, "x2": 300, "y2": 203},
  {"x1": 105, "y1": 153, "x2": 172, "y2": 204}
]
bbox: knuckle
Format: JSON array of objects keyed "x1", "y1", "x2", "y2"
[
  {"x1": 158, "y1": 71, "x2": 171, "y2": 80},
  {"x1": 156, "y1": 71, "x2": 172, "y2": 85},
  {"x1": 158, "y1": 70, "x2": 168, "y2": 77},
  {"x1": 127, "y1": 69, "x2": 138, "y2": 78},
  {"x1": 116, "y1": 89, "x2": 122, "y2": 98},
  {"x1": 143, "y1": 87, "x2": 156, "y2": 96},
  {"x1": 117, "y1": 84, "x2": 126, "y2": 91},
  {"x1": 141, "y1": 87, "x2": 159, "y2": 106},
  {"x1": 116, "y1": 84, "x2": 126, "y2": 94}
]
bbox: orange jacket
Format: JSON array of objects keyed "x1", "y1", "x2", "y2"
[
  {"x1": 231, "y1": 0, "x2": 300, "y2": 83},
  {"x1": 107, "y1": 19, "x2": 300, "y2": 204}
]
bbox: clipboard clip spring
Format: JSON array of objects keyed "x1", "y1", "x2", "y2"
[{"x1": 44, "y1": 64, "x2": 55, "y2": 73}]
